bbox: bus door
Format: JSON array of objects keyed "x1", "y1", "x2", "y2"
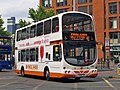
[
  {"x1": 53, "y1": 45, "x2": 62, "y2": 62},
  {"x1": 49, "y1": 45, "x2": 62, "y2": 72}
]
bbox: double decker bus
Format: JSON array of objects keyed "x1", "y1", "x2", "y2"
[
  {"x1": 0, "y1": 36, "x2": 13, "y2": 71},
  {"x1": 15, "y1": 11, "x2": 98, "y2": 80}
]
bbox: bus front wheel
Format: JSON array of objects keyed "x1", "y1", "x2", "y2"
[{"x1": 44, "y1": 69, "x2": 50, "y2": 81}]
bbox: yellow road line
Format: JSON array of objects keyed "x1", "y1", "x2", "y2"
[
  {"x1": 102, "y1": 78, "x2": 118, "y2": 90},
  {"x1": 74, "y1": 83, "x2": 78, "y2": 90}
]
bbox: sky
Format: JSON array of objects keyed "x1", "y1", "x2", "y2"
[{"x1": 0, "y1": 0, "x2": 39, "y2": 28}]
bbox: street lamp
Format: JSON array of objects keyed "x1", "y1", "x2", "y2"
[{"x1": 73, "y1": 0, "x2": 76, "y2": 11}]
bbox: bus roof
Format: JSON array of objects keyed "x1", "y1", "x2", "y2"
[{"x1": 16, "y1": 11, "x2": 93, "y2": 32}]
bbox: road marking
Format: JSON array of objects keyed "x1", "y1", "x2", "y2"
[
  {"x1": 0, "y1": 80, "x2": 18, "y2": 87},
  {"x1": 74, "y1": 83, "x2": 78, "y2": 90},
  {"x1": 102, "y1": 78, "x2": 118, "y2": 90},
  {"x1": 32, "y1": 81, "x2": 45, "y2": 90}
]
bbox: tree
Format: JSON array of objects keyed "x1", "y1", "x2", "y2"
[
  {"x1": 28, "y1": 5, "x2": 55, "y2": 22},
  {"x1": 19, "y1": 19, "x2": 31, "y2": 28},
  {"x1": 18, "y1": 5, "x2": 55, "y2": 28},
  {"x1": 0, "y1": 17, "x2": 11, "y2": 36}
]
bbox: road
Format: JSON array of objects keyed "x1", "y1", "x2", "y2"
[{"x1": 0, "y1": 70, "x2": 120, "y2": 90}]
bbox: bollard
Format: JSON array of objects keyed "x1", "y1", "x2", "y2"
[{"x1": 117, "y1": 63, "x2": 120, "y2": 75}]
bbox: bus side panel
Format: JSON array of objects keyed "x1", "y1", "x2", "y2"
[{"x1": 0, "y1": 61, "x2": 12, "y2": 70}]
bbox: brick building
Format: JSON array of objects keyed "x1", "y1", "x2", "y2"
[{"x1": 39, "y1": 0, "x2": 120, "y2": 63}]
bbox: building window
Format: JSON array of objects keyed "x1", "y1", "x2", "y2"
[
  {"x1": 78, "y1": 6, "x2": 88, "y2": 14},
  {"x1": 110, "y1": 32, "x2": 120, "y2": 44},
  {"x1": 42, "y1": 0, "x2": 52, "y2": 8},
  {"x1": 56, "y1": 8, "x2": 68, "y2": 14},
  {"x1": 89, "y1": 0, "x2": 92, "y2": 3},
  {"x1": 109, "y1": 2, "x2": 117, "y2": 14},
  {"x1": 109, "y1": 17, "x2": 118, "y2": 29},
  {"x1": 56, "y1": 0, "x2": 67, "y2": 7},
  {"x1": 89, "y1": 5, "x2": 93, "y2": 15},
  {"x1": 78, "y1": 0, "x2": 87, "y2": 4}
]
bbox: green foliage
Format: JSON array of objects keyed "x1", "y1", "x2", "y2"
[
  {"x1": 28, "y1": 5, "x2": 55, "y2": 22},
  {"x1": 18, "y1": 5, "x2": 55, "y2": 28},
  {"x1": 19, "y1": 19, "x2": 31, "y2": 28},
  {"x1": 0, "y1": 17, "x2": 11, "y2": 36}
]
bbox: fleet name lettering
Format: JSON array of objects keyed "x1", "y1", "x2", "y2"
[
  {"x1": 18, "y1": 38, "x2": 49, "y2": 47},
  {"x1": 26, "y1": 65, "x2": 38, "y2": 70}
]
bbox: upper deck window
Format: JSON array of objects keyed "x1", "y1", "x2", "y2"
[
  {"x1": 17, "y1": 30, "x2": 22, "y2": 41},
  {"x1": 36, "y1": 22, "x2": 43, "y2": 36},
  {"x1": 52, "y1": 17, "x2": 59, "y2": 33},
  {"x1": 22, "y1": 28, "x2": 26, "y2": 40},
  {"x1": 62, "y1": 13, "x2": 93, "y2": 32},
  {"x1": 26, "y1": 27, "x2": 30, "y2": 39},
  {"x1": 44, "y1": 20, "x2": 51, "y2": 35},
  {"x1": 30, "y1": 25, "x2": 36, "y2": 38}
]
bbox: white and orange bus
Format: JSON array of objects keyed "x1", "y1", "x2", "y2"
[{"x1": 15, "y1": 11, "x2": 98, "y2": 80}]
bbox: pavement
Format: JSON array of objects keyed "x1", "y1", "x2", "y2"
[{"x1": 97, "y1": 62, "x2": 120, "y2": 78}]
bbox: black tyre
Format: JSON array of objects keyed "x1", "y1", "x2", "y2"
[
  {"x1": 21, "y1": 68, "x2": 25, "y2": 77},
  {"x1": 44, "y1": 69, "x2": 50, "y2": 81}
]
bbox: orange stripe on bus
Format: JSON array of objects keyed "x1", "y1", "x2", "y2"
[
  {"x1": 50, "y1": 72, "x2": 75, "y2": 78},
  {"x1": 50, "y1": 41, "x2": 63, "y2": 45},
  {"x1": 15, "y1": 70, "x2": 44, "y2": 77},
  {"x1": 87, "y1": 72, "x2": 98, "y2": 77},
  {"x1": 15, "y1": 69, "x2": 75, "y2": 78}
]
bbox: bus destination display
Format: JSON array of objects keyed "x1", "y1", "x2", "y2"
[{"x1": 63, "y1": 32, "x2": 95, "y2": 41}]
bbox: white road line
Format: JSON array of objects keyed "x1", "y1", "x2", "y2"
[
  {"x1": 0, "y1": 80, "x2": 18, "y2": 88},
  {"x1": 32, "y1": 81, "x2": 45, "y2": 90},
  {"x1": 102, "y1": 78, "x2": 118, "y2": 90}
]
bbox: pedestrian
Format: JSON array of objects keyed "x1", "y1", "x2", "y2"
[{"x1": 107, "y1": 56, "x2": 110, "y2": 69}]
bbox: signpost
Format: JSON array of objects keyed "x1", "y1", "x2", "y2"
[{"x1": 105, "y1": 38, "x2": 110, "y2": 52}]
